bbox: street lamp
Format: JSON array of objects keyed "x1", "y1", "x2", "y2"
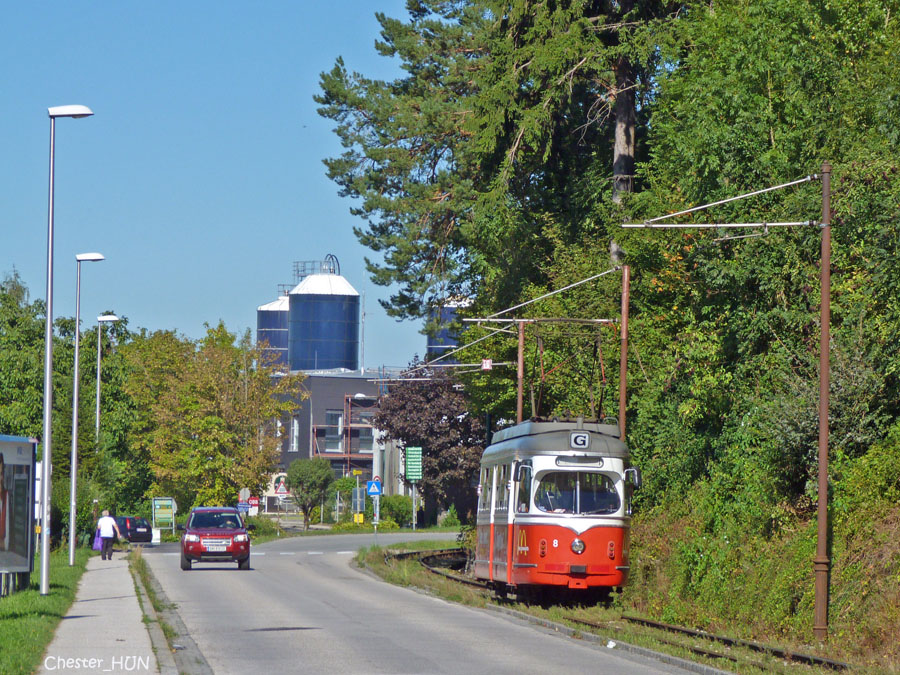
[
  {"x1": 40, "y1": 104, "x2": 94, "y2": 595},
  {"x1": 95, "y1": 314, "x2": 120, "y2": 441},
  {"x1": 68, "y1": 252, "x2": 105, "y2": 566}
]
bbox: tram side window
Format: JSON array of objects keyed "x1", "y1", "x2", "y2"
[
  {"x1": 478, "y1": 468, "x2": 493, "y2": 512},
  {"x1": 495, "y1": 464, "x2": 509, "y2": 511},
  {"x1": 516, "y1": 463, "x2": 532, "y2": 513}
]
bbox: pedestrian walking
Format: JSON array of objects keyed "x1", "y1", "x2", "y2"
[{"x1": 96, "y1": 509, "x2": 122, "y2": 560}]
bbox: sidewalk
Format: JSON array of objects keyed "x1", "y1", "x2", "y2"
[{"x1": 37, "y1": 551, "x2": 159, "y2": 675}]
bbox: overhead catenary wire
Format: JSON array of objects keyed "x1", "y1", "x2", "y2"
[
  {"x1": 623, "y1": 221, "x2": 815, "y2": 229},
  {"x1": 403, "y1": 266, "x2": 623, "y2": 377},
  {"x1": 634, "y1": 174, "x2": 817, "y2": 225},
  {"x1": 487, "y1": 265, "x2": 621, "y2": 319}
]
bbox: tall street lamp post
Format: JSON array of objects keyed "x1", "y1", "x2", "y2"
[
  {"x1": 40, "y1": 105, "x2": 94, "y2": 595},
  {"x1": 68, "y1": 252, "x2": 105, "y2": 566},
  {"x1": 95, "y1": 314, "x2": 120, "y2": 442}
]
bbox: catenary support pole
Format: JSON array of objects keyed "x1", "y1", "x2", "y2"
[
  {"x1": 814, "y1": 162, "x2": 832, "y2": 641},
  {"x1": 516, "y1": 322, "x2": 525, "y2": 423},
  {"x1": 618, "y1": 265, "x2": 630, "y2": 438}
]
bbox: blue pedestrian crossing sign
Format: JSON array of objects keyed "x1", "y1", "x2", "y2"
[{"x1": 366, "y1": 480, "x2": 382, "y2": 496}]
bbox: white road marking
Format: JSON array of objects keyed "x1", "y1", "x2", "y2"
[
  {"x1": 279, "y1": 552, "x2": 296, "y2": 556},
  {"x1": 307, "y1": 551, "x2": 324, "y2": 555},
  {"x1": 337, "y1": 551, "x2": 354, "y2": 555}
]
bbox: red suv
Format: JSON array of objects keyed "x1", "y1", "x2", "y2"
[{"x1": 179, "y1": 507, "x2": 251, "y2": 571}]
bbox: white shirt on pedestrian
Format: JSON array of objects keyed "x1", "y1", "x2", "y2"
[{"x1": 98, "y1": 515, "x2": 118, "y2": 538}]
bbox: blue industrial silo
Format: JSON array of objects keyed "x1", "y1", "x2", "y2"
[
  {"x1": 256, "y1": 295, "x2": 290, "y2": 368},
  {"x1": 426, "y1": 298, "x2": 471, "y2": 360},
  {"x1": 288, "y1": 273, "x2": 360, "y2": 371}
]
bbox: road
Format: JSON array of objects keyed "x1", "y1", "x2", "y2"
[{"x1": 142, "y1": 532, "x2": 696, "y2": 674}]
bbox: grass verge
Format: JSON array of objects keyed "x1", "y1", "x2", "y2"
[
  {"x1": 0, "y1": 547, "x2": 92, "y2": 675},
  {"x1": 357, "y1": 542, "x2": 842, "y2": 675}
]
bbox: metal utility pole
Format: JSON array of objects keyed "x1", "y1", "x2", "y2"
[
  {"x1": 624, "y1": 165, "x2": 833, "y2": 641},
  {"x1": 618, "y1": 265, "x2": 630, "y2": 439},
  {"x1": 517, "y1": 323, "x2": 525, "y2": 422},
  {"x1": 814, "y1": 162, "x2": 832, "y2": 641}
]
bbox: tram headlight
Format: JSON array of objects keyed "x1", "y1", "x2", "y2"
[{"x1": 571, "y1": 538, "x2": 586, "y2": 555}]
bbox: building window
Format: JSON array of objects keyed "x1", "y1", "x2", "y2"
[
  {"x1": 289, "y1": 416, "x2": 300, "y2": 452},
  {"x1": 357, "y1": 412, "x2": 375, "y2": 453},
  {"x1": 325, "y1": 410, "x2": 343, "y2": 452},
  {"x1": 275, "y1": 418, "x2": 283, "y2": 438}
]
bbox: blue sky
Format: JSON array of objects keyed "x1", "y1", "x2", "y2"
[{"x1": 0, "y1": 1, "x2": 426, "y2": 369}]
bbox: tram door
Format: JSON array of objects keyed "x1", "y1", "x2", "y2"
[
  {"x1": 474, "y1": 466, "x2": 494, "y2": 581},
  {"x1": 512, "y1": 461, "x2": 533, "y2": 585},
  {"x1": 491, "y1": 463, "x2": 511, "y2": 582}
]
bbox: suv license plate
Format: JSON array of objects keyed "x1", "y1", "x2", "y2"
[{"x1": 205, "y1": 545, "x2": 227, "y2": 552}]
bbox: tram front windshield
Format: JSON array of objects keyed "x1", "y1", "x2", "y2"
[{"x1": 534, "y1": 472, "x2": 620, "y2": 515}]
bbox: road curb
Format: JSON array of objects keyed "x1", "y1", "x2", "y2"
[
  {"x1": 132, "y1": 555, "x2": 214, "y2": 675},
  {"x1": 129, "y1": 558, "x2": 178, "y2": 675}
]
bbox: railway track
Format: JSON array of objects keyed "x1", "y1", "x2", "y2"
[{"x1": 388, "y1": 547, "x2": 851, "y2": 672}]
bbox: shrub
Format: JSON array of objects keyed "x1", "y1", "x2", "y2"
[
  {"x1": 380, "y1": 494, "x2": 413, "y2": 527},
  {"x1": 440, "y1": 504, "x2": 460, "y2": 528}
]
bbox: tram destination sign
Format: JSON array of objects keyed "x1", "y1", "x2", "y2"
[{"x1": 405, "y1": 446, "x2": 423, "y2": 481}]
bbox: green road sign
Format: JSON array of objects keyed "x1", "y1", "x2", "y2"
[{"x1": 405, "y1": 446, "x2": 423, "y2": 481}]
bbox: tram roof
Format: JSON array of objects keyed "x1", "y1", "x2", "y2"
[{"x1": 483, "y1": 419, "x2": 628, "y2": 462}]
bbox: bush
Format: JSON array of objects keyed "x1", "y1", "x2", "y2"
[
  {"x1": 440, "y1": 504, "x2": 460, "y2": 528},
  {"x1": 245, "y1": 515, "x2": 283, "y2": 537},
  {"x1": 380, "y1": 494, "x2": 413, "y2": 527},
  {"x1": 375, "y1": 517, "x2": 399, "y2": 530}
]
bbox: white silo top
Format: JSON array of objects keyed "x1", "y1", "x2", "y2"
[
  {"x1": 289, "y1": 273, "x2": 359, "y2": 297},
  {"x1": 257, "y1": 295, "x2": 290, "y2": 312}
]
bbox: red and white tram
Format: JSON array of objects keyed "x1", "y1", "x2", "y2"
[{"x1": 474, "y1": 418, "x2": 640, "y2": 601}]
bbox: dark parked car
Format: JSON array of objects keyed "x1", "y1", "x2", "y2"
[
  {"x1": 115, "y1": 516, "x2": 152, "y2": 543},
  {"x1": 179, "y1": 506, "x2": 251, "y2": 571}
]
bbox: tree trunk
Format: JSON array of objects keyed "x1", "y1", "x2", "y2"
[
  {"x1": 612, "y1": 54, "x2": 636, "y2": 203},
  {"x1": 612, "y1": 0, "x2": 636, "y2": 203}
]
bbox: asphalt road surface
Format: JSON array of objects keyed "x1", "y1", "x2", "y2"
[{"x1": 142, "y1": 532, "x2": 696, "y2": 674}]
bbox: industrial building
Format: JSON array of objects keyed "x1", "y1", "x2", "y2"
[{"x1": 256, "y1": 257, "x2": 402, "y2": 507}]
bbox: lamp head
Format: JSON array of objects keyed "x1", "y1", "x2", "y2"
[
  {"x1": 76, "y1": 252, "x2": 105, "y2": 263},
  {"x1": 97, "y1": 314, "x2": 120, "y2": 323},
  {"x1": 48, "y1": 105, "x2": 94, "y2": 119}
]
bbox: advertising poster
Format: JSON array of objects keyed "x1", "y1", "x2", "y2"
[
  {"x1": 0, "y1": 435, "x2": 36, "y2": 574},
  {"x1": 152, "y1": 497, "x2": 176, "y2": 530}
]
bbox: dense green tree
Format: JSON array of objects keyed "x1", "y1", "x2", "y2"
[
  {"x1": 375, "y1": 363, "x2": 484, "y2": 521},
  {"x1": 124, "y1": 323, "x2": 305, "y2": 509},
  {"x1": 0, "y1": 272, "x2": 44, "y2": 439},
  {"x1": 316, "y1": 1, "x2": 487, "y2": 320},
  {"x1": 286, "y1": 457, "x2": 335, "y2": 530}
]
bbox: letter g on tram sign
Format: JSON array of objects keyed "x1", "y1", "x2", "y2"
[{"x1": 570, "y1": 432, "x2": 591, "y2": 450}]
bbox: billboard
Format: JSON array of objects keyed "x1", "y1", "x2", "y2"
[{"x1": 0, "y1": 435, "x2": 36, "y2": 574}]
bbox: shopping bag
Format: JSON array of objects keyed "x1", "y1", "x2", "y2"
[{"x1": 92, "y1": 529, "x2": 102, "y2": 551}]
